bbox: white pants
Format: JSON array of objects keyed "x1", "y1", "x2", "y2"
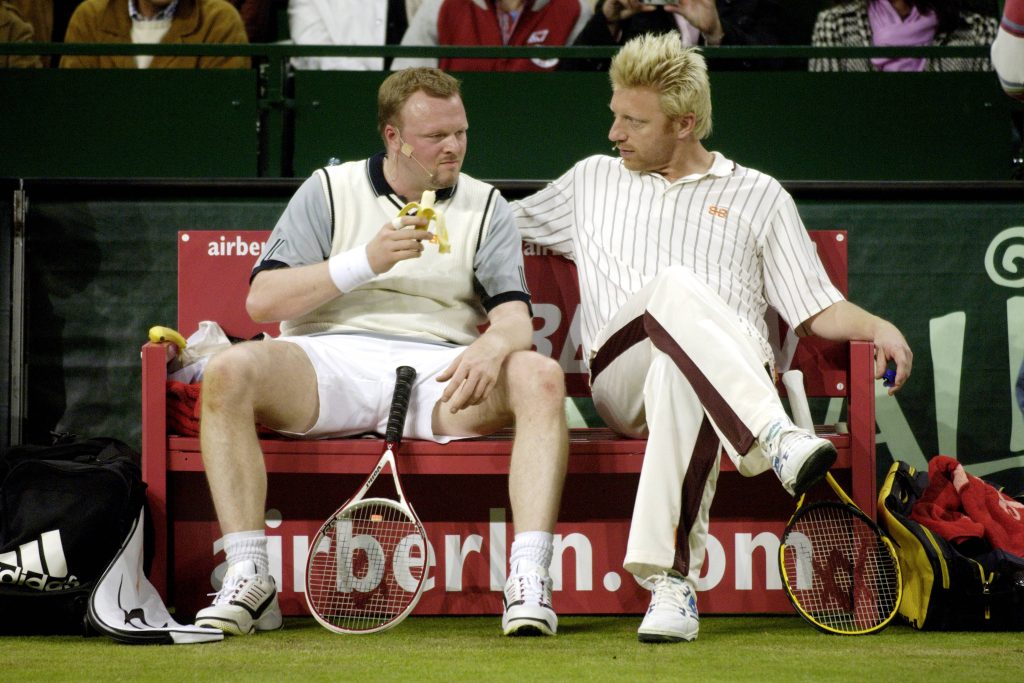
[
  {"x1": 274, "y1": 334, "x2": 466, "y2": 444},
  {"x1": 590, "y1": 267, "x2": 786, "y2": 585}
]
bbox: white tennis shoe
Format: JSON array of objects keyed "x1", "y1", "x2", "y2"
[
  {"x1": 195, "y1": 561, "x2": 283, "y2": 635},
  {"x1": 502, "y1": 564, "x2": 557, "y2": 636},
  {"x1": 761, "y1": 418, "x2": 837, "y2": 497},
  {"x1": 637, "y1": 572, "x2": 699, "y2": 643}
]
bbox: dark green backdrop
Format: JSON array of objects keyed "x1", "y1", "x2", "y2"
[{"x1": 1, "y1": 70, "x2": 1019, "y2": 180}]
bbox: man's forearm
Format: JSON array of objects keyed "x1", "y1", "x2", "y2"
[{"x1": 801, "y1": 300, "x2": 882, "y2": 343}]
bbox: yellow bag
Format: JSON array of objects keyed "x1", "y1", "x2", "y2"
[{"x1": 877, "y1": 460, "x2": 1024, "y2": 630}]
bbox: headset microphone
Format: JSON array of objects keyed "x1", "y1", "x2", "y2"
[
  {"x1": 397, "y1": 141, "x2": 434, "y2": 180},
  {"x1": 397, "y1": 136, "x2": 436, "y2": 181}
]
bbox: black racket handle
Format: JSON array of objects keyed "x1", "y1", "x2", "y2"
[{"x1": 385, "y1": 366, "x2": 417, "y2": 445}]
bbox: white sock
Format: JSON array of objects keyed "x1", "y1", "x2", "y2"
[
  {"x1": 509, "y1": 531, "x2": 553, "y2": 574},
  {"x1": 222, "y1": 530, "x2": 269, "y2": 576}
]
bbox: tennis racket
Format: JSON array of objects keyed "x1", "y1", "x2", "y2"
[
  {"x1": 778, "y1": 472, "x2": 902, "y2": 634},
  {"x1": 304, "y1": 365, "x2": 428, "y2": 634},
  {"x1": 778, "y1": 369, "x2": 901, "y2": 635}
]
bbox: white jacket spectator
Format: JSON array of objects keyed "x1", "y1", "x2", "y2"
[
  {"x1": 992, "y1": 0, "x2": 1024, "y2": 99},
  {"x1": 289, "y1": 0, "x2": 422, "y2": 70}
]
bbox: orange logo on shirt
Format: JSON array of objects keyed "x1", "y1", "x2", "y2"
[{"x1": 708, "y1": 205, "x2": 729, "y2": 219}]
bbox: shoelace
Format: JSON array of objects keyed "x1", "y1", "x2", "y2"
[
  {"x1": 649, "y1": 576, "x2": 694, "y2": 616},
  {"x1": 778, "y1": 429, "x2": 817, "y2": 464},
  {"x1": 507, "y1": 571, "x2": 550, "y2": 605},
  {"x1": 206, "y1": 572, "x2": 244, "y2": 605}
]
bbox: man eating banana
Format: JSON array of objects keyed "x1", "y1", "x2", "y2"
[{"x1": 193, "y1": 67, "x2": 569, "y2": 638}]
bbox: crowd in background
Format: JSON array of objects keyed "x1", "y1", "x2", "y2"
[{"x1": 0, "y1": 0, "x2": 1015, "y2": 84}]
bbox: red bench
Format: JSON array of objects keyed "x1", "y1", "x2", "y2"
[{"x1": 141, "y1": 229, "x2": 875, "y2": 618}]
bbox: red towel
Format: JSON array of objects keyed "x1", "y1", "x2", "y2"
[
  {"x1": 166, "y1": 380, "x2": 203, "y2": 436},
  {"x1": 910, "y1": 455, "x2": 1024, "y2": 556},
  {"x1": 165, "y1": 380, "x2": 275, "y2": 437}
]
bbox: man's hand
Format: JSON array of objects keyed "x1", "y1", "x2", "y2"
[
  {"x1": 872, "y1": 318, "x2": 913, "y2": 395},
  {"x1": 436, "y1": 301, "x2": 533, "y2": 413},
  {"x1": 366, "y1": 216, "x2": 434, "y2": 274},
  {"x1": 436, "y1": 334, "x2": 508, "y2": 413},
  {"x1": 668, "y1": 0, "x2": 725, "y2": 44},
  {"x1": 602, "y1": 0, "x2": 657, "y2": 28},
  {"x1": 802, "y1": 300, "x2": 913, "y2": 395}
]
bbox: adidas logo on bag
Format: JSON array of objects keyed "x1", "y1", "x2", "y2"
[{"x1": 0, "y1": 530, "x2": 80, "y2": 591}]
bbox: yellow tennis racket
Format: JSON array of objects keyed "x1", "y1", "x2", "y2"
[{"x1": 779, "y1": 472, "x2": 902, "y2": 635}]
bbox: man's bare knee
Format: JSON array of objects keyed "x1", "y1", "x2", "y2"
[
  {"x1": 202, "y1": 341, "x2": 316, "y2": 427},
  {"x1": 202, "y1": 344, "x2": 263, "y2": 412},
  {"x1": 505, "y1": 352, "x2": 566, "y2": 412}
]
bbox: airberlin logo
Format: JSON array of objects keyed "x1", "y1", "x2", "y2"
[
  {"x1": 205, "y1": 234, "x2": 267, "y2": 258},
  {"x1": 0, "y1": 530, "x2": 80, "y2": 591}
]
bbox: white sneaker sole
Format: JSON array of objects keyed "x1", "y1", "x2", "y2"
[
  {"x1": 637, "y1": 626, "x2": 698, "y2": 643},
  {"x1": 502, "y1": 606, "x2": 557, "y2": 636},
  {"x1": 195, "y1": 599, "x2": 283, "y2": 636}
]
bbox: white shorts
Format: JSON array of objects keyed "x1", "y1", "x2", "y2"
[{"x1": 273, "y1": 334, "x2": 466, "y2": 443}]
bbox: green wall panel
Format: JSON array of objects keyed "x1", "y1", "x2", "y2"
[
  {"x1": 17, "y1": 185, "x2": 290, "y2": 448},
  {"x1": 2, "y1": 69, "x2": 1017, "y2": 181},
  {"x1": 0, "y1": 70, "x2": 259, "y2": 177},
  {"x1": 708, "y1": 72, "x2": 1015, "y2": 181},
  {"x1": 292, "y1": 71, "x2": 1019, "y2": 181},
  {"x1": 800, "y1": 201, "x2": 1024, "y2": 491}
]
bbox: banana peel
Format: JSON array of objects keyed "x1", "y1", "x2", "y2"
[
  {"x1": 148, "y1": 325, "x2": 187, "y2": 351},
  {"x1": 397, "y1": 190, "x2": 450, "y2": 254}
]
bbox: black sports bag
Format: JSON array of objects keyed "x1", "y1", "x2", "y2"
[{"x1": 0, "y1": 436, "x2": 148, "y2": 635}]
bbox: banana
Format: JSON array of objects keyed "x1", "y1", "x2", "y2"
[
  {"x1": 396, "y1": 190, "x2": 450, "y2": 254},
  {"x1": 148, "y1": 325, "x2": 187, "y2": 351}
]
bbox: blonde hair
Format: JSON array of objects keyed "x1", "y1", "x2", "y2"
[
  {"x1": 377, "y1": 68, "x2": 462, "y2": 142},
  {"x1": 609, "y1": 33, "x2": 712, "y2": 140}
]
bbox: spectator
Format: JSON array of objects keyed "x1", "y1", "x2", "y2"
[
  {"x1": 231, "y1": 0, "x2": 278, "y2": 42},
  {"x1": 7, "y1": 0, "x2": 85, "y2": 67},
  {"x1": 512, "y1": 32, "x2": 912, "y2": 643},
  {"x1": 289, "y1": 0, "x2": 422, "y2": 70},
  {"x1": 60, "y1": 0, "x2": 251, "y2": 68},
  {"x1": 8, "y1": 0, "x2": 86, "y2": 43},
  {"x1": 392, "y1": 0, "x2": 592, "y2": 72},
  {"x1": 8, "y1": 0, "x2": 51, "y2": 42},
  {"x1": 992, "y1": 0, "x2": 1024, "y2": 98},
  {"x1": 191, "y1": 67, "x2": 569, "y2": 638},
  {"x1": 563, "y1": 0, "x2": 791, "y2": 71},
  {"x1": 1, "y1": 1, "x2": 43, "y2": 67},
  {"x1": 810, "y1": 0, "x2": 998, "y2": 72}
]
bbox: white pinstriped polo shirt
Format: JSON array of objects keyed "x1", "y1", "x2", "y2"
[{"x1": 511, "y1": 152, "x2": 844, "y2": 366}]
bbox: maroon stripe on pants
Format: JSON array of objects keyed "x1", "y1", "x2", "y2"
[
  {"x1": 673, "y1": 416, "x2": 720, "y2": 577},
  {"x1": 642, "y1": 311, "x2": 756, "y2": 454},
  {"x1": 590, "y1": 308, "x2": 759, "y2": 577},
  {"x1": 589, "y1": 314, "x2": 647, "y2": 383}
]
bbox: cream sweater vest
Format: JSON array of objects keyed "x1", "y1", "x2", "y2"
[{"x1": 280, "y1": 161, "x2": 497, "y2": 345}]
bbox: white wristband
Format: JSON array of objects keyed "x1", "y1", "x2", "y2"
[{"x1": 327, "y1": 245, "x2": 375, "y2": 294}]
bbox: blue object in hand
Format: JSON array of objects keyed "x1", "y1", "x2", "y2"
[{"x1": 882, "y1": 368, "x2": 896, "y2": 387}]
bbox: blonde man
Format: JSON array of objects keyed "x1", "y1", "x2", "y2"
[{"x1": 513, "y1": 33, "x2": 912, "y2": 643}]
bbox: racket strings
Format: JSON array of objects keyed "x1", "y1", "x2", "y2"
[
  {"x1": 782, "y1": 505, "x2": 900, "y2": 633},
  {"x1": 306, "y1": 500, "x2": 426, "y2": 633}
]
